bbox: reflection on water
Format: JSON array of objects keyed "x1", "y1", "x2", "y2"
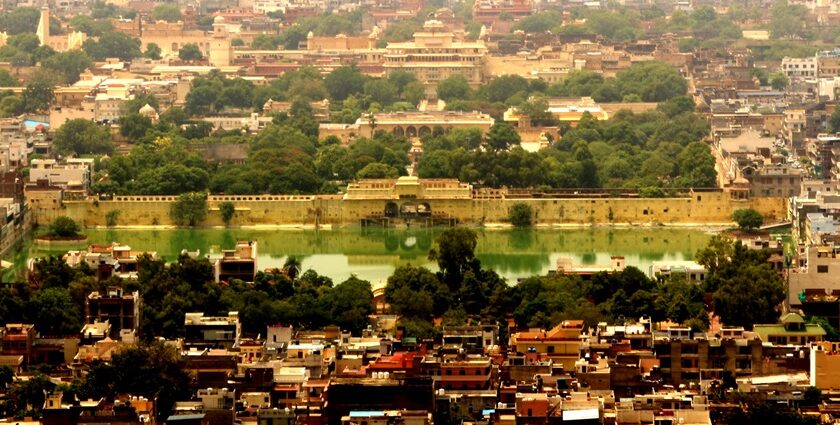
[{"x1": 7, "y1": 226, "x2": 713, "y2": 288}]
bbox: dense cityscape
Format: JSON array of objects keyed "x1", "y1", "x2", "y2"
[{"x1": 0, "y1": 0, "x2": 838, "y2": 423}]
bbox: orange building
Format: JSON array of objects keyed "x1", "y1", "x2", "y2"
[{"x1": 511, "y1": 321, "x2": 583, "y2": 370}]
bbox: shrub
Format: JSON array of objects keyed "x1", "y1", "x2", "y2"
[
  {"x1": 171, "y1": 193, "x2": 208, "y2": 227},
  {"x1": 732, "y1": 208, "x2": 763, "y2": 231},
  {"x1": 219, "y1": 202, "x2": 235, "y2": 226},
  {"x1": 48, "y1": 216, "x2": 80, "y2": 237},
  {"x1": 105, "y1": 210, "x2": 120, "y2": 227},
  {"x1": 508, "y1": 203, "x2": 533, "y2": 227}
]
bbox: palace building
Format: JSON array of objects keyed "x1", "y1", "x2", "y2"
[{"x1": 384, "y1": 20, "x2": 487, "y2": 97}]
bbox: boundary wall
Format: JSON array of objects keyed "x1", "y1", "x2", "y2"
[{"x1": 49, "y1": 192, "x2": 787, "y2": 228}]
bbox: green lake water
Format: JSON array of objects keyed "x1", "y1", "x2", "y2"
[{"x1": 6, "y1": 227, "x2": 714, "y2": 287}]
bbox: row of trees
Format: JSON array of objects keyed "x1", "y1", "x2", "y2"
[
  {"x1": 417, "y1": 105, "x2": 714, "y2": 190},
  {"x1": 381, "y1": 228, "x2": 789, "y2": 336},
  {"x1": 9, "y1": 251, "x2": 373, "y2": 340}
]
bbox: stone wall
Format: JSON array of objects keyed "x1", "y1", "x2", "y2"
[{"x1": 51, "y1": 192, "x2": 788, "y2": 228}]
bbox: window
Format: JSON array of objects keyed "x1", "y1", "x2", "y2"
[{"x1": 818, "y1": 265, "x2": 829, "y2": 273}]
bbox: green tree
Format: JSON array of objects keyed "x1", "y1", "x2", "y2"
[
  {"x1": 185, "y1": 85, "x2": 219, "y2": 115},
  {"x1": 324, "y1": 65, "x2": 366, "y2": 101},
  {"x1": 803, "y1": 386, "x2": 822, "y2": 406},
  {"x1": 28, "y1": 287, "x2": 81, "y2": 335},
  {"x1": 20, "y1": 73, "x2": 56, "y2": 112},
  {"x1": 385, "y1": 264, "x2": 450, "y2": 319},
  {"x1": 770, "y1": 0, "x2": 807, "y2": 39},
  {"x1": 508, "y1": 203, "x2": 533, "y2": 227},
  {"x1": 219, "y1": 201, "x2": 235, "y2": 226},
  {"x1": 119, "y1": 112, "x2": 153, "y2": 141},
  {"x1": 83, "y1": 32, "x2": 142, "y2": 61},
  {"x1": 770, "y1": 71, "x2": 789, "y2": 90},
  {"x1": 615, "y1": 61, "x2": 688, "y2": 101},
  {"x1": 86, "y1": 343, "x2": 192, "y2": 421},
  {"x1": 437, "y1": 75, "x2": 471, "y2": 101},
  {"x1": 54, "y1": 119, "x2": 113, "y2": 155},
  {"x1": 487, "y1": 122, "x2": 521, "y2": 151},
  {"x1": 282, "y1": 256, "x2": 302, "y2": 281},
  {"x1": 105, "y1": 210, "x2": 120, "y2": 226},
  {"x1": 6, "y1": 374, "x2": 54, "y2": 417},
  {"x1": 732, "y1": 208, "x2": 764, "y2": 231},
  {"x1": 0, "y1": 7, "x2": 40, "y2": 35},
  {"x1": 324, "y1": 276, "x2": 373, "y2": 333},
  {"x1": 170, "y1": 192, "x2": 208, "y2": 226},
  {"x1": 69, "y1": 15, "x2": 113, "y2": 36},
  {"x1": 0, "y1": 69, "x2": 18, "y2": 87},
  {"x1": 483, "y1": 74, "x2": 530, "y2": 103},
  {"x1": 363, "y1": 78, "x2": 399, "y2": 105},
  {"x1": 829, "y1": 108, "x2": 840, "y2": 133},
  {"x1": 356, "y1": 162, "x2": 400, "y2": 179},
  {"x1": 151, "y1": 3, "x2": 182, "y2": 22},
  {"x1": 513, "y1": 10, "x2": 563, "y2": 33},
  {"x1": 711, "y1": 258, "x2": 785, "y2": 328},
  {"x1": 657, "y1": 95, "x2": 695, "y2": 117},
  {"x1": 144, "y1": 42, "x2": 162, "y2": 60},
  {"x1": 695, "y1": 235, "x2": 734, "y2": 275},
  {"x1": 428, "y1": 227, "x2": 478, "y2": 292},
  {"x1": 0, "y1": 365, "x2": 12, "y2": 388},
  {"x1": 42, "y1": 51, "x2": 93, "y2": 84},
  {"x1": 48, "y1": 216, "x2": 81, "y2": 238},
  {"x1": 402, "y1": 81, "x2": 426, "y2": 105},
  {"x1": 178, "y1": 43, "x2": 203, "y2": 61}
]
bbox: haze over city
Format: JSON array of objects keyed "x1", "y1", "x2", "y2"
[{"x1": 0, "y1": 0, "x2": 836, "y2": 423}]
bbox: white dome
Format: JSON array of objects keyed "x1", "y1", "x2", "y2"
[{"x1": 139, "y1": 103, "x2": 156, "y2": 116}]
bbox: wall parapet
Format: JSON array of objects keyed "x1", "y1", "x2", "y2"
[{"x1": 45, "y1": 192, "x2": 788, "y2": 229}]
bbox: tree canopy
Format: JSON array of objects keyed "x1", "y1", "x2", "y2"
[{"x1": 53, "y1": 119, "x2": 113, "y2": 155}]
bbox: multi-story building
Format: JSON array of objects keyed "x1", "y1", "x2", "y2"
[
  {"x1": 353, "y1": 111, "x2": 495, "y2": 139},
  {"x1": 184, "y1": 312, "x2": 242, "y2": 349},
  {"x1": 210, "y1": 240, "x2": 258, "y2": 283},
  {"x1": 746, "y1": 164, "x2": 803, "y2": 197},
  {"x1": 383, "y1": 20, "x2": 487, "y2": 97},
  {"x1": 1, "y1": 324, "x2": 35, "y2": 364},
  {"x1": 782, "y1": 56, "x2": 818, "y2": 78},
  {"x1": 652, "y1": 326, "x2": 808, "y2": 386},
  {"x1": 472, "y1": 0, "x2": 532, "y2": 27},
  {"x1": 86, "y1": 287, "x2": 141, "y2": 341},
  {"x1": 29, "y1": 158, "x2": 93, "y2": 193},
  {"x1": 510, "y1": 321, "x2": 584, "y2": 370},
  {"x1": 438, "y1": 357, "x2": 493, "y2": 390}
]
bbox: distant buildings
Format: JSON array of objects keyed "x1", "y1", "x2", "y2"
[
  {"x1": 36, "y1": 6, "x2": 87, "y2": 51},
  {"x1": 209, "y1": 240, "x2": 258, "y2": 283},
  {"x1": 383, "y1": 20, "x2": 487, "y2": 97}
]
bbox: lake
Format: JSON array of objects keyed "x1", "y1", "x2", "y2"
[{"x1": 7, "y1": 227, "x2": 715, "y2": 287}]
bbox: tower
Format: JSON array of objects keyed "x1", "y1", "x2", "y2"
[
  {"x1": 208, "y1": 16, "x2": 232, "y2": 67},
  {"x1": 36, "y1": 6, "x2": 49, "y2": 46}
]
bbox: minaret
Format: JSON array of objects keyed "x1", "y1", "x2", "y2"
[{"x1": 36, "y1": 6, "x2": 49, "y2": 46}]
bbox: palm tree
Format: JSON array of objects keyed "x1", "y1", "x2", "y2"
[{"x1": 282, "y1": 256, "x2": 301, "y2": 282}]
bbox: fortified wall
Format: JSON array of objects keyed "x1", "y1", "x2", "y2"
[{"x1": 38, "y1": 178, "x2": 788, "y2": 228}]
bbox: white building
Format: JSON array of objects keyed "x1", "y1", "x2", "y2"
[
  {"x1": 29, "y1": 158, "x2": 93, "y2": 191},
  {"x1": 782, "y1": 56, "x2": 818, "y2": 78}
]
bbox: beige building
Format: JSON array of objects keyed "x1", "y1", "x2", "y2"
[
  {"x1": 355, "y1": 111, "x2": 494, "y2": 138},
  {"x1": 383, "y1": 20, "x2": 486, "y2": 97},
  {"x1": 36, "y1": 6, "x2": 87, "y2": 51},
  {"x1": 114, "y1": 16, "x2": 232, "y2": 66},
  {"x1": 810, "y1": 341, "x2": 840, "y2": 390}
]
